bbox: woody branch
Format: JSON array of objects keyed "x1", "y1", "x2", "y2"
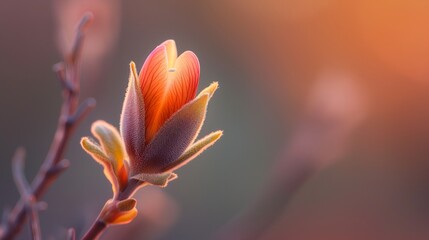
[{"x1": 0, "y1": 13, "x2": 95, "y2": 240}]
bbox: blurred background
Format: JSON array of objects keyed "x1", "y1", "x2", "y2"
[{"x1": 2, "y1": 0, "x2": 429, "y2": 239}]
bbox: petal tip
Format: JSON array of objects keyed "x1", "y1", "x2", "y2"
[
  {"x1": 213, "y1": 130, "x2": 223, "y2": 139},
  {"x1": 91, "y1": 120, "x2": 120, "y2": 140},
  {"x1": 129, "y1": 61, "x2": 139, "y2": 82},
  {"x1": 80, "y1": 137, "x2": 91, "y2": 148},
  {"x1": 161, "y1": 40, "x2": 177, "y2": 68},
  {"x1": 181, "y1": 51, "x2": 200, "y2": 66},
  {"x1": 162, "y1": 39, "x2": 176, "y2": 46},
  {"x1": 198, "y1": 82, "x2": 219, "y2": 98},
  {"x1": 91, "y1": 120, "x2": 108, "y2": 132}
]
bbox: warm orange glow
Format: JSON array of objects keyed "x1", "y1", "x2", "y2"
[
  {"x1": 139, "y1": 40, "x2": 200, "y2": 142},
  {"x1": 353, "y1": 1, "x2": 429, "y2": 81}
]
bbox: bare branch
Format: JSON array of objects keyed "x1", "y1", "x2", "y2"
[
  {"x1": 26, "y1": 208, "x2": 40, "y2": 240},
  {"x1": 66, "y1": 98, "x2": 96, "y2": 127},
  {"x1": 69, "y1": 12, "x2": 94, "y2": 65},
  {"x1": 11, "y1": 148, "x2": 29, "y2": 200},
  {"x1": 46, "y1": 159, "x2": 70, "y2": 178},
  {"x1": 53, "y1": 63, "x2": 76, "y2": 94},
  {"x1": 0, "y1": 13, "x2": 95, "y2": 240},
  {"x1": 11, "y1": 148, "x2": 42, "y2": 240}
]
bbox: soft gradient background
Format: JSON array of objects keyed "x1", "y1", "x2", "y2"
[{"x1": 2, "y1": 0, "x2": 429, "y2": 239}]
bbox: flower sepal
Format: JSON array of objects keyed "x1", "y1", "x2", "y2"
[
  {"x1": 168, "y1": 130, "x2": 223, "y2": 172},
  {"x1": 131, "y1": 172, "x2": 178, "y2": 187},
  {"x1": 99, "y1": 198, "x2": 138, "y2": 225},
  {"x1": 80, "y1": 120, "x2": 129, "y2": 196}
]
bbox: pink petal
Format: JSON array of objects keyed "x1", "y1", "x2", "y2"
[{"x1": 139, "y1": 41, "x2": 200, "y2": 143}]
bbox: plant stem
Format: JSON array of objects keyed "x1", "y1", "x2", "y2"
[
  {"x1": 81, "y1": 221, "x2": 106, "y2": 240},
  {"x1": 81, "y1": 179, "x2": 143, "y2": 240}
]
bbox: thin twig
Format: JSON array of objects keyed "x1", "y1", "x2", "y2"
[
  {"x1": 53, "y1": 63, "x2": 76, "y2": 94},
  {"x1": 66, "y1": 98, "x2": 96, "y2": 129},
  {"x1": 11, "y1": 148, "x2": 41, "y2": 240},
  {"x1": 70, "y1": 12, "x2": 93, "y2": 65},
  {"x1": 0, "y1": 13, "x2": 94, "y2": 240},
  {"x1": 46, "y1": 159, "x2": 70, "y2": 178}
]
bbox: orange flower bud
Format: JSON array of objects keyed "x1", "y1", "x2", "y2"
[{"x1": 82, "y1": 40, "x2": 222, "y2": 191}]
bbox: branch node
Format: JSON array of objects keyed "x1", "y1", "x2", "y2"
[
  {"x1": 47, "y1": 159, "x2": 70, "y2": 177},
  {"x1": 11, "y1": 148, "x2": 42, "y2": 240},
  {"x1": 66, "y1": 98, "x2": 96, "y2": 127},
  {"x1": 53, "y1": 62, "x2": 77, "y2": 94}
]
